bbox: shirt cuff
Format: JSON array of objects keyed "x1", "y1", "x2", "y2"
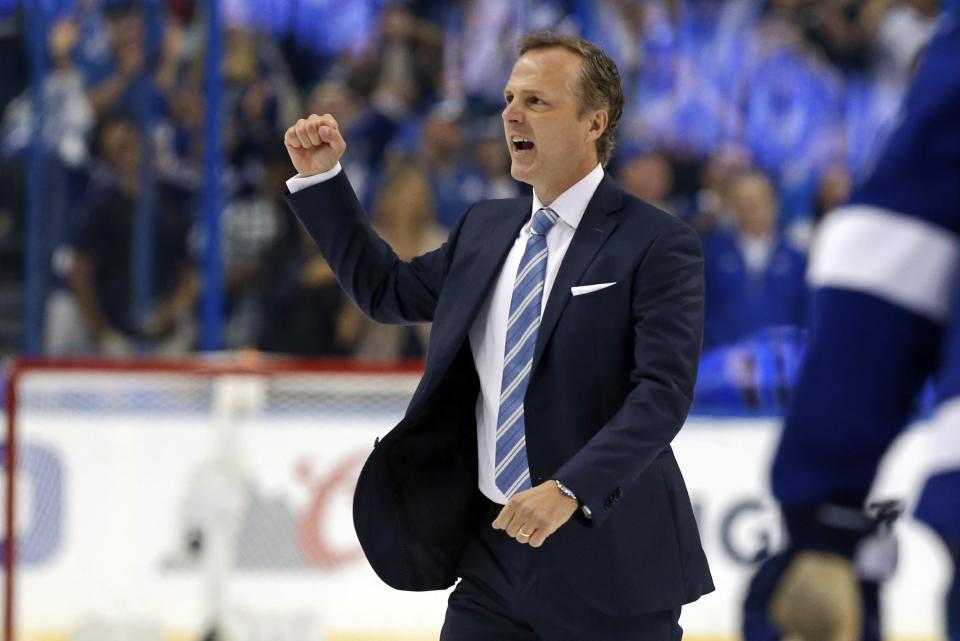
[{"x1": 286, "y1": 162, "x2": 343, "y2": 193}]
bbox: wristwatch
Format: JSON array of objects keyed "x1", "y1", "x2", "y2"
[{"x1": 556, "y1": 480, "x2": 592, "y2": 519}]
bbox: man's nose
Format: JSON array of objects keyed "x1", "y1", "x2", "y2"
[{"x1": 502, "y1": 102, "x2": 521, "y2": 123}]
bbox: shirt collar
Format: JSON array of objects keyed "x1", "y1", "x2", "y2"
[
  {"x1": 737, "y1": 232, "x2": 776, "y2": 274},
  {"x1": 531, "y1": 163, "x2": 604, "y2": 231}
]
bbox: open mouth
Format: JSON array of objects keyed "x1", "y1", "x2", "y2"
[{"x1": 511, "y1": 136, "x2": 535, "y2": 152}]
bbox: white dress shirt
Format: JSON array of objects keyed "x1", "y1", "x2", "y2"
[
  {"x1": 286, "y1": 163, "x2": 344, "y2": 193},
  {"x1": 287, "y1": 162, "x2": 606, "y2": 505},
  {"x1": 469, "y1": 163, "x2": 604, "y2": 504},
  {"x1": 737, "y1": 233, "x2": 775, "y2": 275}
]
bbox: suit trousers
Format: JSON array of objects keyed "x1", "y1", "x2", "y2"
[{"x1": 440, "y1": 499, "x2": 683, "y2": 641}]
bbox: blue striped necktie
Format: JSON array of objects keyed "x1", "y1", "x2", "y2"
[{"x1": 495, "y1": 207, "x2": 559, "y2": 498}]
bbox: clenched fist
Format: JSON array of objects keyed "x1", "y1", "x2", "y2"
[{"x1": 284, "y1": 113, "x2": 347, "y2": 177}]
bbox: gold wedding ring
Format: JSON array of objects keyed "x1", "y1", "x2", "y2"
[{"x1": 518, "y1": 529, "x2": 533, "y2": 538}]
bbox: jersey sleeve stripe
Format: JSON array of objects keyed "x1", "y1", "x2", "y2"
[
  {"x1": 924, "y1": 395, "x2": 960, "y2": 478},
  {"x1": 808, "y1": 205, "x2": 959, "y2": 321}
]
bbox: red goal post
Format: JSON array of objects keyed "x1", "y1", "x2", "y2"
[{"x1": 3, "y1": 355, "x2": 426, "y2": 641}]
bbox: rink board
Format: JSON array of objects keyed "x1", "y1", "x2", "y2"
[{"x1": 3, "y1": 411, "x2": 950, "y2": 640}]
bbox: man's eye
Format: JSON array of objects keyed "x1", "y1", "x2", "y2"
[{"x1": 529, "y1": 97, "x2": 544, "y2": 105}]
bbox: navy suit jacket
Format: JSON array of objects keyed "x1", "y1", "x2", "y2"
[{"x1": 286, "y1": 170, "x2": 714, "y2": 616}]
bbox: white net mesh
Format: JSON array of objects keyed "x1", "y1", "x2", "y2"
[
  {"x1": 4, "y1": 362, "x2": 439, "y2": 641},
  {"x1": 17, "y1": 371, "x2": 418, "y2": 418}
]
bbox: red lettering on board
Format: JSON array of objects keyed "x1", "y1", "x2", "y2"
[{"x1": 296, "y1": 451, "x2": 367, "y2": 569}]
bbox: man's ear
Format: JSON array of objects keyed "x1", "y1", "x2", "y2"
[{"x1": 586, "y1": 110, "x2": 608, "y2": 143}]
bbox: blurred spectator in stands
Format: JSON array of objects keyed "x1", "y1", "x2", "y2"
[
  {"x1": 306, "y1": 78, "x2": 404, "y2": 210},
  {"x1": 84, "y1": 5, "x2": 180, "y2": 121},
  {"x1": 703, "y1": 170, "x2": 807, "y2": 348},
  {"x1": 255, "y1": 146, "x2": 351, "y2": 356},
  {"x1": 763, "y1": 0, "x2": 874, "y2": 73},
  {"x1": 307, "y1": 79, "x2": 364, "y2": 135},
  {"x1": 443, "y1": 0, "x2": 570, "y2": 109},
  {"x1": 222, "y1": 29, "x2": 301, "y2": 200},
  {"x1": 867, "y1": 0, "x2": 939, "y2": 89},
  {"x1": 372, "y1": 163, "x2": 447, "y2": 261},
  {"x1": 2, "y1": 16, "x2": 94, "y2": 168},
  {"x1": 155, "y1": 63, "x2": 204, "y2": 189},
  {"x1": 2, "y1": 16, "x2": 95, "y2": 356},
  {"x1": 420, "y1": 114, "x2": 523, "y2": 208},
  {"x1": 584, "y1": 0, "x2": 646, "y2": 92},
  {"x1": 255, "y1": 209, "x2": 348, "y2": 357},
  {"x1": 623, "y1": 0, "x2": 748, "y2": 159},
  {"x1": 338, "y1": 3, "x2": 443, "y2": 120},
  {"x1": 813, "y1": 163, "x2": 852, "y2": 225},
  {"x1": 691, "y1": 144, "x2": 752, "y2": 237},
  {"x1": 744, "y1": 6, "x2": 847, "y2": 212},
  {"x1": 336, "y1": 165, "x2": 446, "y2": 362},
  {"x1": 218, "y1": 145, "x2": 286, "y2": 349},
  {"x1": 470, "y1": 117, "x2": 523, "y2": 200},
  {"x1": 377, "y1": 4, "x2": 445, "y2": 110},
  {"x1": 53, "y1": 117, "x2": 198, "y2": 356},
  {"x1": 615, "y1": 145, "x2": 676, "y2": 214},
  {"x1": 418, "y1": 98, "x2": 486, "y2": 228},
  {"x1": 784, "y1": 161, "x2": 854, "y2": 251}
]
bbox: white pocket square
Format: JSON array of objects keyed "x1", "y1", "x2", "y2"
[{"x1": 571, "y1": 282, "x2": 617, "y2": 296}]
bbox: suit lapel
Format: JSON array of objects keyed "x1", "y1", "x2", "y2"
[
  {"x1": 532, "y1": 175, "x2": 624, "y2": 371},
  {"x1": 415, "y1": 197, "x2": 530, "y2": 403},
  {"x1": 452, "y1": 200, "x2": 530, "y2": 332}
]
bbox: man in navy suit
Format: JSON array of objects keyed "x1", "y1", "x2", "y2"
[{"x1": 283, "y1": 32, "x2": 713, "y2": 641}]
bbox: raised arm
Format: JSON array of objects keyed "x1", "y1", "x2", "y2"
[{"x1": 282, "y1": 114, "x2": 466, "y2": 324}]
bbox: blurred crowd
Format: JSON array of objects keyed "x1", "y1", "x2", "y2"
[{"x1": 0, "y1": 0, "x2": 943, "y2": 361}]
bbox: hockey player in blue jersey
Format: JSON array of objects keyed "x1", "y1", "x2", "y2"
[{"x1": 743, "y1": 13, "x2": 960, "y2": 641}]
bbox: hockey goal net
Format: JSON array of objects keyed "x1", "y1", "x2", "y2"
[{"x1": 2, "y1": 356, "x2": 437, "y2": 641}]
